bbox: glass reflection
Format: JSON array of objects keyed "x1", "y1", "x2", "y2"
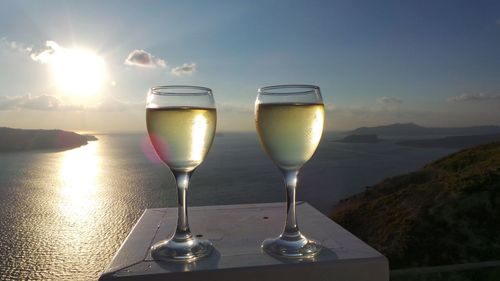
[
  {"x1": 191, "y1": 114, "x2": 208, "y2": 162},
  {"x1": 310, "y1": 107, "x2": 324, "y2": 146}
]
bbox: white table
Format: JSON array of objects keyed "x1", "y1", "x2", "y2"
[{"x1": 100, "y1": 202, "x2": 389, "y2": 281}]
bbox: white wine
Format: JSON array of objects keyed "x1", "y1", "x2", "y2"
[
  {"x1": 256, "y1": 103, "x2": 324, "y2": 170},
  {"x1": 147, "y1": 107, "x2": 216, "y2": 172}
]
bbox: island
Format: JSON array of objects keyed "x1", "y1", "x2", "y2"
[
  {"x1": 397, "y1": 133, "x2": 500, "y2": 149},
  {"x1": 0, "y1": 127, "x2": 96, "y2": 152},
  {"x1": 347, "y1": 122, "x2": 500, "y2": 137},
  {"x1": 331, "y1": 141, "x2": 500, "y2": 272},
  {"x1": 334, "y1": 134, "x2": 380, "y2": 143}
]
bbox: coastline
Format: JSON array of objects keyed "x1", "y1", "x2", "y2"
[{"x1": 0, "y1": 127, "x2": 97, "y2": 152}]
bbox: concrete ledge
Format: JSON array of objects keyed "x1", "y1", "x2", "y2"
[{"x1": 100, "y1": 202, "x2": 389, "y2": 281}]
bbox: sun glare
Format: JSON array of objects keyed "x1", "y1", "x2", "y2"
[{"x1": 51, "y1": 48, "x2": 106, "y2": 97}]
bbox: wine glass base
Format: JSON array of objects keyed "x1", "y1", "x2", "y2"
[
  {"x1": 262, "y1": 235, "x2": 322, "y2": 259},
  {"x1": 151, "y1": 237, "x2": 213, "y2": 262}
]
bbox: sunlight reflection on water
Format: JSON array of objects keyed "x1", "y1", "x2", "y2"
[
  {"x1": 58, "y1": 141, "x2": 101, "y2": 221},
  {"x1": 0, "y1": 135, "x2": 171, "y2": 280}
]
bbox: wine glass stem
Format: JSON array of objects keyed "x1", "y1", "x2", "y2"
[
  {"x1": 172, "y1": 171, "x2": 193, "y2": 241},
  {"x1": 281, "y1": 169, "x2": 301, "y2": 240}
]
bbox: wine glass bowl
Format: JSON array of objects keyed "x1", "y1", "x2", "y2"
[
  {"x1": 255, "y1": 85, "x2": 324, "y2": 259},
  {"x1": 146, "y1": 85, "x2": 216, "y2": 262}
]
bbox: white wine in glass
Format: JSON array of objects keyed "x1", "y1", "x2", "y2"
[
  {"x1": 147, "y1": 107, "x2": 217, "y2": 172},
  {"x1": 256, "y1": 85, "x2": 324, "y2": 259},
  {"x1": 146, "y1": 86, "x2": 216, "y2": 262},
  {"x1": 256, "y1": 103, "x2": 324, "y2": 170}
]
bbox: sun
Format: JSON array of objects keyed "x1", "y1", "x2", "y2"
[{"x1": 51, "y1": 48, "x2": 106, "y2": 97}]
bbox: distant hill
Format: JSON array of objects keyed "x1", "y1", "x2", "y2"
[
  {"x1": 334, "y1": 134, "x2": 380, "y2": 143},
  {"x1": 398, "y1": 133, "x2": 500, "y2": 149},
  {"x1": 0, "y1": 127, "x2": 95, "y2": 152},
  {"x1": 331, "y1": 141, "x2": 500, "y2": 269},
  {"x1": 85, "y1": 135, "x2": 98, "y2": 141},
  {"x1": 348, "y1": 123, "x2": 500, "y2": 137}
]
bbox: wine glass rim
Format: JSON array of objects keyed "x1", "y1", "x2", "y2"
[
  {"x1": 258, "y1": 84, "x2": 320, "y2": 95},
  {"x1": 151, "y1": 85, "x2": 212, "y2": 96}
]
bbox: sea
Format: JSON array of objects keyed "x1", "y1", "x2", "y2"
[{"x1": 0, "y1": 132, "x2": 456, "y2": 280}]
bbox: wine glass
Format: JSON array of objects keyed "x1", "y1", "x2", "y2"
[
  {"x1": 146, "y1": 85, "x2": 216, "y2": 262},
  {"x1": 255, "y1": 84, "x2": 324, "y2": 259}
]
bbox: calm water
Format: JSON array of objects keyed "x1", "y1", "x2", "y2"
[{"x1": 0, "y1": 133, "x2": 455, "y2": 280}]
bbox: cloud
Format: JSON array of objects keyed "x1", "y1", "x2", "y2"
[
  {"x1": 171, "y1": 62, "x2": 196, "y2": 76},
  {"x1": 0, "y1": 96, "x2": 20, "y2": 110},
  {"x1": 90, "y1": 96, "x2": 143, "y2": 112},
  {"x1": 496, "y1": 19, "x2": 500, "y2": 25},
  {"x1": 376, "y1": 96, "x2": 402, "y2": 105},
  {"x1": 217, "y1": 102, "x2": 252, "y2": 113},
  {"x1": 124, "y1": 49, "x2": 166, "y2": 68},
  {"x1": 22, "y1": 94, "x2": 63, "y2": 110},
  {"x1": 447, "y1": 93, "x2": 500, "y2": 102},
  {"x1": 0, "y1": 37, "x2": 33, "y2": 54},
  {"x1": 3, "y1": 39, "x2": 66, "y2": 63},
  {"x1": 30, "y1": 40, "x2": 60, "y2": 63},
  {"x1": 0, "y1": 93, "x2": 148, "y2": 112},
  {"x1": 0, "y1": 94, "x2": 81, "y2": 111}
]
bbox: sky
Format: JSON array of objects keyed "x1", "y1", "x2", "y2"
[{"x1": 0, "y1": 0, "x2": 499, "y2": 132}]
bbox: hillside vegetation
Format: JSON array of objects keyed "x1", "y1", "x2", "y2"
[{"x1": 331, "y1": 142, "x2": 500, "y2": 269}]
